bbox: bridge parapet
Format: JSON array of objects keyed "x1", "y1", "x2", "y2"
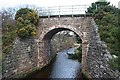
[{"x1": 38, "y1": 5, "x2": 91, "y2": 17}]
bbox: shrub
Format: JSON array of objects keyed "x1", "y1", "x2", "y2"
[
  {"x1": 17, "y1": 27, "x2": 29, "y2": 38},
  {"x1": 15, "y1": 8, "x2": 39, "y2": 25},
  {"x1": 2, "y1": 24, "x2": 17, "y2": 54},
  {"x1": 67, "y1": 46, "x2": 82, "y2": 62},
  {"x1": 67, "y1": 53, "x2": 78, "y2": 59},
  {"x1": 108, "y1": 58, "x2": 119, "y2": 71},
  {"x1": 15, "y1": 8, "x2": 39, "y2": 39},
  {"x1": 74, "y1": 47, "x2": 82, "y2": 62},
  {"x1": 17, "y1": 25, "x2": 36, "y2": 38}
]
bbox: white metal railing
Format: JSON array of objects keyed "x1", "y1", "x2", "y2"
[{"x1": 38, "y1": 5, "x2": 89, "y2": 16}]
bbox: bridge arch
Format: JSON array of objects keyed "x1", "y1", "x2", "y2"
[
  {"x1": 39, "y1": 25, "x2": 84, "y2": 41},
  {"x1": 37, "y1": 25, "x2": 89, "y2": 70}
]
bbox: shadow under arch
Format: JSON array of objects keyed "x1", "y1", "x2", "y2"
[
  {"x1": 43, "y1": 27, "x2": 82, "y2": 53},
  {"x1": 43, "y1": 27, "x2": 82, "y2": 41}
]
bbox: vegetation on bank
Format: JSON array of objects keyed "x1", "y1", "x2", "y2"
[
  {"x1": 86, "y1": 0, "x2": 120, "y2": 71},
  {"x1": 67, "y1": 46, "x2": 82, "y2": 62},
  {"x1": 67, "y1": 33, "x2": 82, "y2": 62},
  {"x1": 2, "y1": 8, "x2": 39, "y2": 54},
  {"x1": 1, "y1": 7, "x2": 39, "y2": 74},
  {"x1": 2, "y1": 17, "x2": 17, "y2": 54}
]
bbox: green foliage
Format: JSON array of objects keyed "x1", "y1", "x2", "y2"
[
  {"x1": 67, "y1": 46, "x2": 82, "y2": 62},
  {"x1": 15, "y1": 8, "x2": 39, "y2": 39},
  {"x1": 81, "y1": 72, "x2": 89, "y2": 80},
  {"x1": 75, "y1": 47, "x2": 82, "y2": 62},
  {"x1": 17, "y1": 25, "x2": 36, "y2": 38},
  {"x1": 86, "y1": 0, "x2": 110, "y2": 14},
  {"x1": 110, "y1": 27, "x2": 120, "y2": 42},
  {"x1": 2, "y1": 23, "x2": 17, "y2": 54},
  {"x1": 15, "y1": 8, "x2": 39, "y2": 25},
  {"x1": 86, "y1": 1, "x2": 120, "y2": 71},
  {"x1": 118, "y1": 54, "x2": 120, "y2": 71},
  {"x1": 108, "y1": 58, "x2": 119, "y2": 71},
  {"x1": 0, "y1": 35, "x2": 2, "y2": 44},
  {"x1": 67, "y1": 53, "x2": 78, "y2": 59}
]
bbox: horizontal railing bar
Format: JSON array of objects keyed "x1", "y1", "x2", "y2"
[
  {"x1": 40, "y1": 9, "x2": 86, "y2": 12},
  {"x1": 48, "y1": 6, "x2": 87, "y2": 8},
  {"x1": 39, "y1": 14, "x2": 92, "y2": 18},
  {"x1": 47, "y1": 5, "x2": 89, "y2": 8},
  {"x1": 48, "y1": 8, "x2": 86, "y2": 11},
  {"x1": 39, "y1": 5, "x2": 89, "y2": 9},
  {"x1": 38, "y1": 5, "x2": 89, "y2": 16},
  {"x1": 39, "y1": 12, "x2": 86, "y2": 14}
]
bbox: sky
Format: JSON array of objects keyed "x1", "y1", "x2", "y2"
[{"x1": 0, "y1": 0, "x2": 119, "y2": 10}]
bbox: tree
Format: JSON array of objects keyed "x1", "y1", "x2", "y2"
[
  {"x1": 1, "y1": 8, "x2": 17, "y2": 54},
  {"x1": 86, "y1": 0, "x2": 110, "y2": 14},
  {"x1": 86, "y1": 0, "x2": 120, "y2": 71}
]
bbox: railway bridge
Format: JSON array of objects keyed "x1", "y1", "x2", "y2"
[{"x1": 2, "y1": 5, "x2": 118, "y2": 79}]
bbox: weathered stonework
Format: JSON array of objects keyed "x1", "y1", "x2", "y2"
[
  {"x1": 84, "y1": 19, "x2": 118, "y2": 79},
  {"x1": 37, "y1": 17, "x2": 90, "y2": 76},
  {"x1": 2, "y1": 15, "x2": 118, "y2": 79},
  {"x1": 2, "y1": 38, "x2": 37, "y2": 78}
]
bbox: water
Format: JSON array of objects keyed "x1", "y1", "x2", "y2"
[{"x1": 26, "y1": 48, "x2": 81, "y2": 79}]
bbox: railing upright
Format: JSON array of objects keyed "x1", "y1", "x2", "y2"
[
  {"x1": 48, "y1": 7, "x2": 50, "y2": 18},
  {"x1": 59, "y1": 6, "x2": 60, "y2": 17},
  {"x1": 72, "y1": 5, "x2": 73, "y2": 17}
]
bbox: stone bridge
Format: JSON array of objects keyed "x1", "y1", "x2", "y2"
[{"x1": 2, "y1": 15, "x2": 118, "y2": 79}]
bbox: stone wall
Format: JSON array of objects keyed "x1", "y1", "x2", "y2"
[
  {"x1": 2, "y1": 37, "x2": 56, "y2": 78},
  {"x1": 2, "y1": 38, "x2": 38, "y2": 78},
  {"x1": 84, "y1": 19, "x2": 119, "y2": 79}
]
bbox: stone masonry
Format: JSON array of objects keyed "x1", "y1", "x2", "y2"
[
  {"x1": 2, "y1": 15, "x2": 118, "y2": 79},
  {"x1": 2, "y1": 38, "x2": 38, "y2": 78}
]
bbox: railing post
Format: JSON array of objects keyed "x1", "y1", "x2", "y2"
[
  {"x1": 59, "y1": 6, "x2": 60, "y2": 18},
  {"x1": 48, "y1": 7, "x2": 50, "y2": 18},
  {"x1": 72, "y1": 5, "x2": 73, "y2": 17},
  {"x1": 84, "y1": 5, "x2": 87, "y2": 17}
]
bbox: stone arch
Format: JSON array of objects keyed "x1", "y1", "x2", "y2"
[
  {"x1": 39, "y1": 25, "x2": 84, "y2": 41},
  {"x1": 37, "y1": 25, "x2": 89, "y2": 70}
]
